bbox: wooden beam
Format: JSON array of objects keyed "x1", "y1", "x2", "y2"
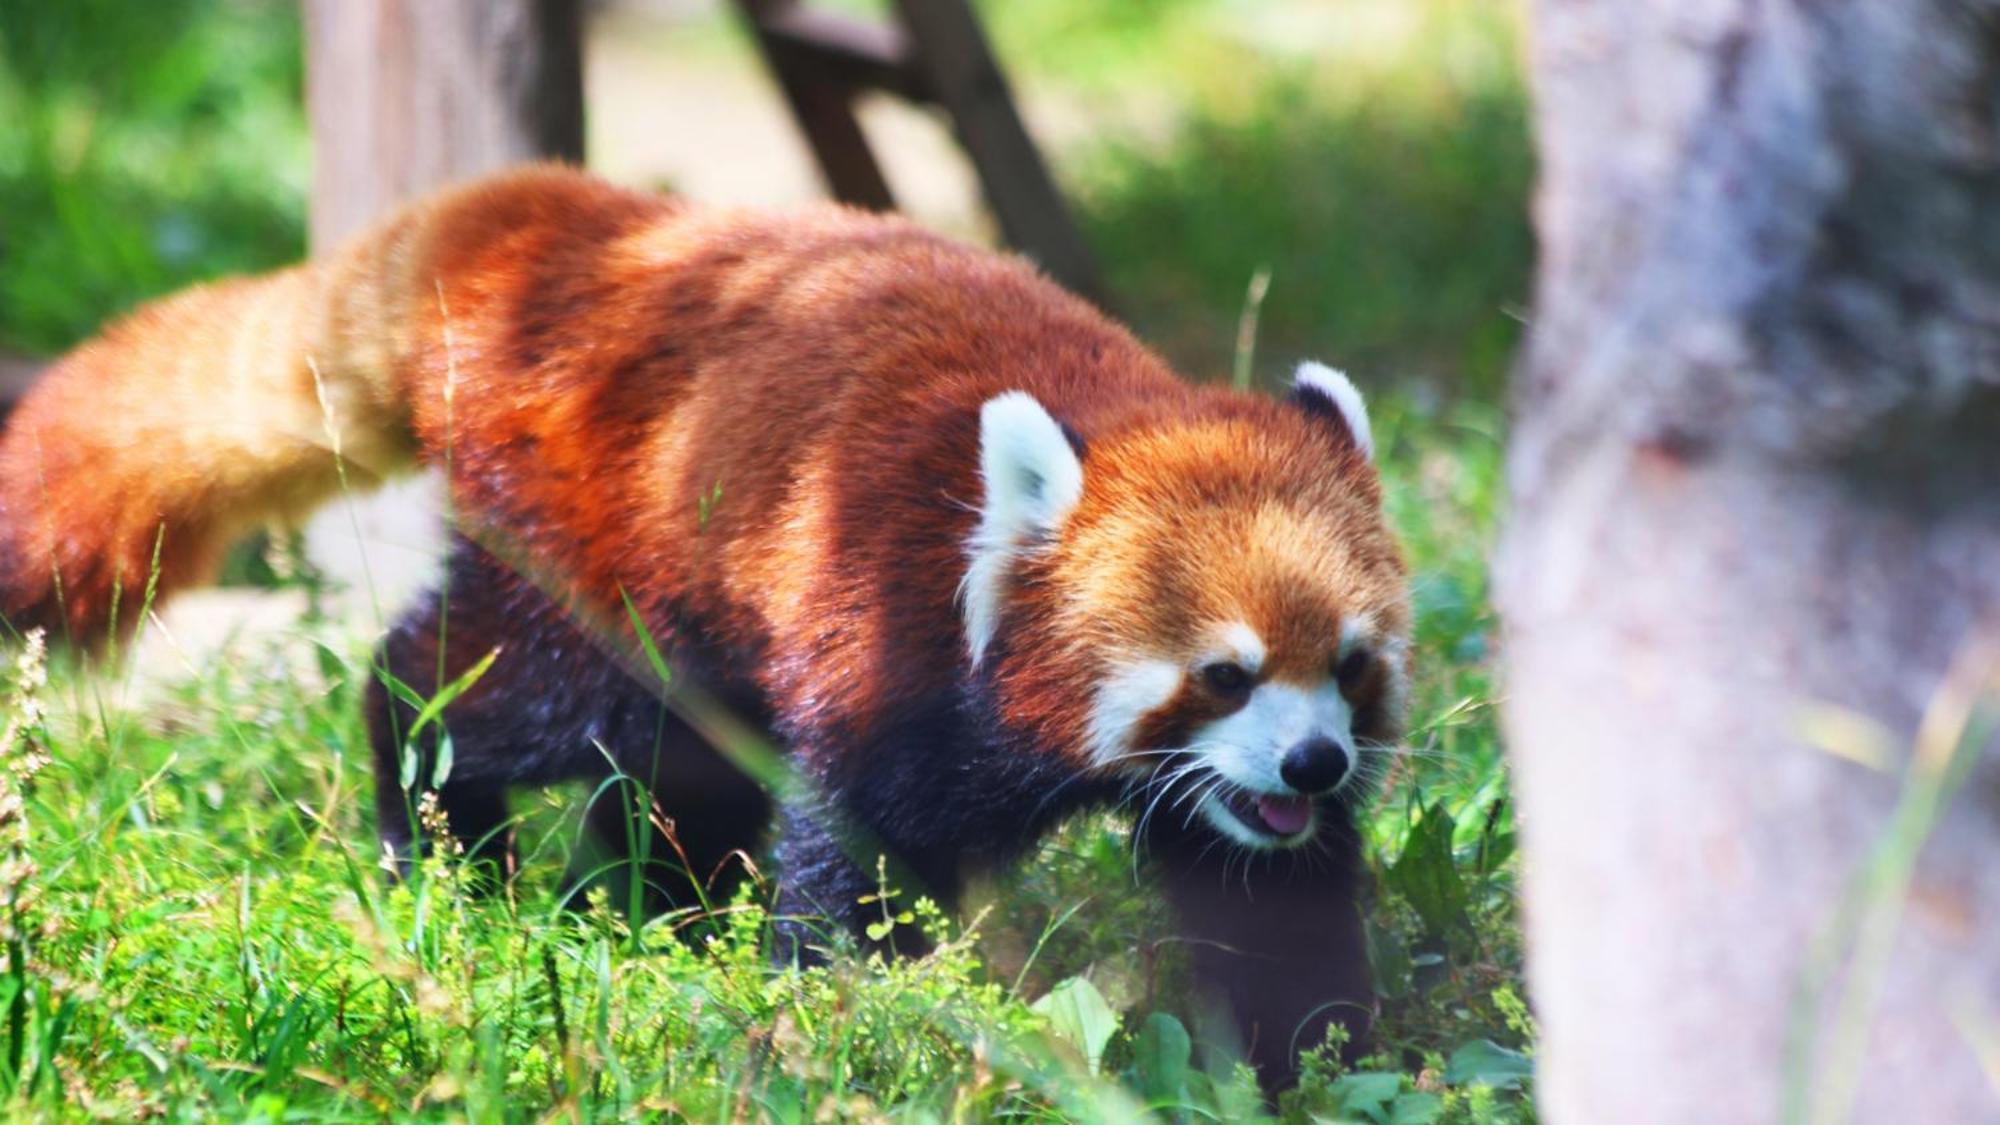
[
  {"x1": 756, "y1": 7, "x2": 930, "y2": 103},
  {"x1": 734, "y1": 0, "x2": 1102, "y2": 299},
  {"x1": 735, "y1": 0, "x2": 898, "y2": 211},
  {"x1": 888, "y1": 0, "x2": 1100, "y2": 300}
]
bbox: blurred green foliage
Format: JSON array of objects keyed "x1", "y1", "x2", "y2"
[
  {"x1": 0, "y1": 0, "x2": 1533, "y2": 408},
  {"x1": 0, "y1": 0, "x2": 306, "y2": 354},
  {"x1": 1067, "y1": 3, "x2": 1533, "y2": 399}
]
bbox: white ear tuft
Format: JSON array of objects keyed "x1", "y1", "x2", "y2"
[
  {"x1": 1292, "y1": 361, "x2": 1374, "y2": 461},
  {"x1": 961, "y1": 392, "x2": 1085, "y2": 665}
]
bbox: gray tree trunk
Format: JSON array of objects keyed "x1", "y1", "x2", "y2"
[{"x1": 1501, "y1": 2, "x2": 2000, "y2": 1121}]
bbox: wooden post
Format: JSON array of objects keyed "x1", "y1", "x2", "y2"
[
  {"x1": 888, "y1": 0, "x2": 1098, "y2": 299},
  {"x1": 303, "y1": 0, "x2": 584, "y2": 250},
  {"x1": 737, "y1": 0, "x2": 900, "y2": 211},
  {"x1": 733, "y1": 0, "x2": 1102, "y2": 301}
]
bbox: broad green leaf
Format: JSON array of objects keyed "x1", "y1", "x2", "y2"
[
  {"x1": 1444, "y1": 1038, "x2": 1533, "y2": 1090},
  {"x1": 1032, "y1": 976, "x2": 1119, "y2": 1075},
  {"x1": 1330, "y1": 1071, "x2": 1403, "y2": 1117},
  {"x1": 1390, "y1": 1091, "x2": 1444, "y2": 1124},
  {"x1": 1132, "y1": 1012, "x2": 1191, "y2": 1104},
  {"x1": 1387, "y1": 801, "x2": 1472, "y2": 952}
]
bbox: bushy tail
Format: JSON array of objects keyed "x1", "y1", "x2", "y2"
[
  {"x1": 0, "y1": 165, "x2": 673, "y2": 647},
  {"x1": 1, "y1": 180, "x2": 456, "y2": 645}
]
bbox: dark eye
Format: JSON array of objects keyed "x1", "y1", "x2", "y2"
[
  {"x1": 1334, "y1": 648, "x2": 1372, "y2": 690},
  {"x1": 1201, "y1": 661, "x2": 1252, "y2": 695}
]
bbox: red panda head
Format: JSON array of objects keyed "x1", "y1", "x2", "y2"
[{"x1": 964, "y1": 362, "x2": 1411, "y2": 849}]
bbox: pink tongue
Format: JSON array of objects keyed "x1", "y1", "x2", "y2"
[{"x1": 1255, "y1": 794, "x2": 1312, "y2": 836}]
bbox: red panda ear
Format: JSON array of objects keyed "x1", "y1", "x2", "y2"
[
  {"x1": 962, "y1": 392, "x2": 1086, "y2": 665},
  {"x1": 1289, "y1": 361, "x2": 1375, "y2": 461}
]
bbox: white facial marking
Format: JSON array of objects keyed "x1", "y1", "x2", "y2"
[
  {"x1": 1185, "y1": 677, "x2": 1357, "y2": 849},
  {"x1": 1213, "y1": 622, "x2": 1266, "y2": 673},
  {"x1": 1377, "y1": 630, "x2": 1413, "y2": 730},
  {"x1": 1339, "y1": 615, "x2": 1372, "y2": 659},
  {"x1": 960, "y1": 392, "x2": 1085, "y2": 665},
  {"x1": 1344, "y1": 612, "x2": 1411, "y2": 730},
  {"x1": 1087, "y1": 658, "x2": 1183, "y2": 766},
  {"x1": 1191, "y1": 681, "x2": 1356, "y2": 795},
  {"x1": 1294, "y1": 361, "x2": 1374, "y2": 460}
]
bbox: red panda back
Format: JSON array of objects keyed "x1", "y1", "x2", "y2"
[{"x1": 0, "y1": 167, "x2": 1185, "y2": 683}]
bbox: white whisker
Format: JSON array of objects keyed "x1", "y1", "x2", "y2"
[
  {"x1": 1128, "y1": 760, "x2": 1214, "y2": 880},
  {"x1": 1181, "y1": 774, "x2": 1230, "y2": 831}
]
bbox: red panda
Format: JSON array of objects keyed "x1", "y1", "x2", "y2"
[{"x1": 0, "y1": 166, "x2": 1411, "y2": 1087}]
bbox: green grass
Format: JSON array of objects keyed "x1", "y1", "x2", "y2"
[{"x1": 0, "y1": 398, "x2": 1526, "y2": 1121}]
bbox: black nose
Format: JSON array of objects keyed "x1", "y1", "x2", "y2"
[{"x1": 1280, "y1": 737, "x2": 1350, "y2": 793}]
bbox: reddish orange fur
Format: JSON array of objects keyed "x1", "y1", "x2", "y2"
[{"x1": 1, "y1": 166, "x2": 1403, "y2": 765}]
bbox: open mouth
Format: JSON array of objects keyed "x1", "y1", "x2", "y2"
[{"x1": 1204, "y1": 787, "x2": 1316, "y2": 845}]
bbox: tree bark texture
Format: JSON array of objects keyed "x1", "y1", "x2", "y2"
[
  {"x1": 303, "y1": 0, "x2": 583, "y2": 250},
  {"x1": 1502, "y1": 2, "x2": 2000, "y2": 1121}
]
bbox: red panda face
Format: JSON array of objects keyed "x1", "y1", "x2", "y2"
[{"x1": 964, "y1": 365, "x2": 1411, "y2": 850}]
